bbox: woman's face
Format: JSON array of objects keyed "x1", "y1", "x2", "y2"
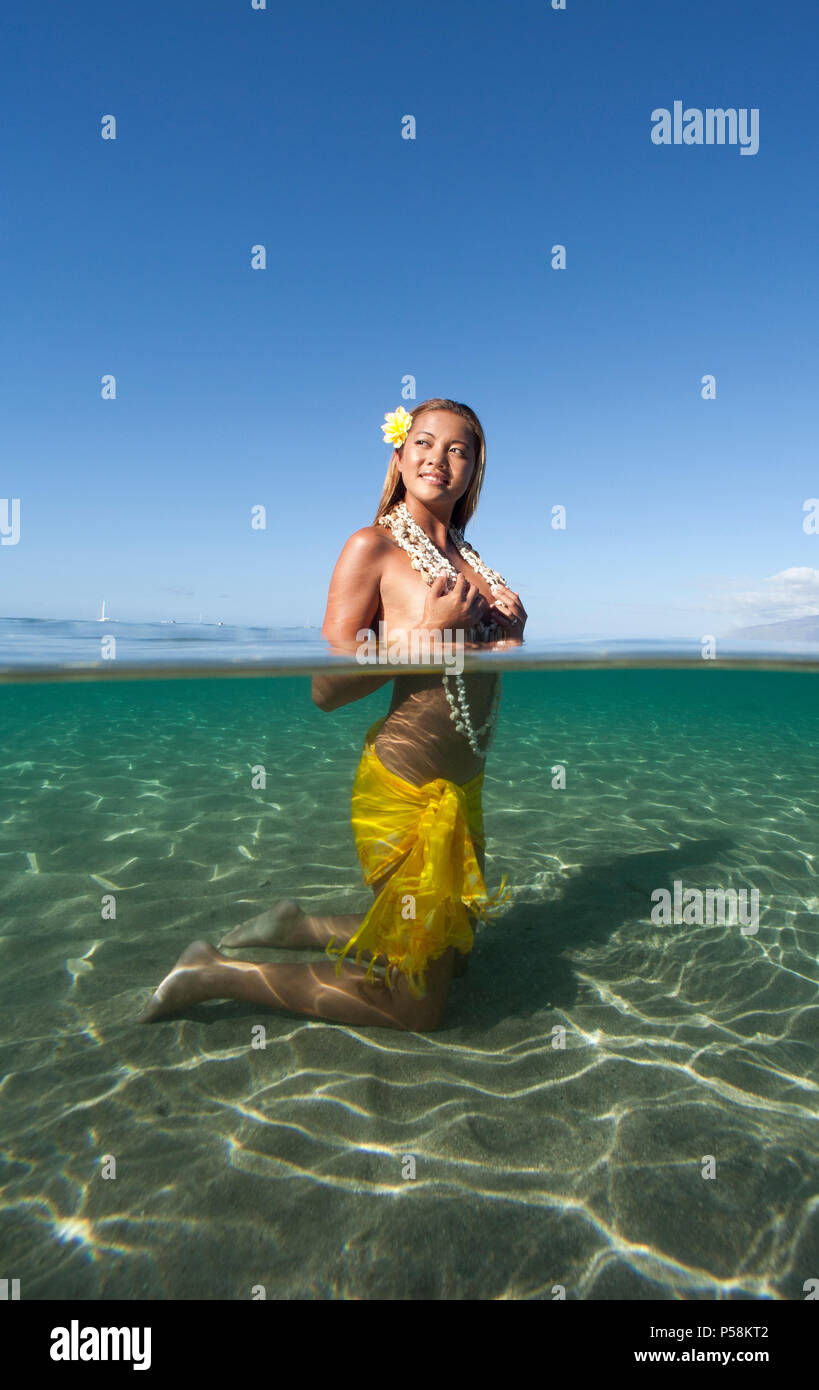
[{"x1": 397, "y1": 410, "x2": 476, "y2": 509}]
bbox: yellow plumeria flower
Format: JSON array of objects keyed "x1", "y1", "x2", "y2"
[{"x1": 381, "y1": 405, "x2": 413, "y2": 447}]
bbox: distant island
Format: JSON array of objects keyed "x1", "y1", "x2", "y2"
[{"x1": 726, "y1": 614, "x2": 819, "y2": 641}]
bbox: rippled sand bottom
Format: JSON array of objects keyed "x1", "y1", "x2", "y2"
[{"x1": 0, "y1": 670, "x2": 817, "y2": 1299}]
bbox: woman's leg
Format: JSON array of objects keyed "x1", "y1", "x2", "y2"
[
  {"x1": 218, "y1": 859, "x2": 417, "y2": 958},
  {"x1": 138, "y1": 828, "x2": 487, "y2": 1031},
  {"x1": 218, "y1": 900, "x2": 366, "y2": 951},
  {"x1": 218, "y1": 841, "x2": 486, "y2": 969},
  {"x1": 137, "y1": 939, "x2": 455, "y2": 1031}
]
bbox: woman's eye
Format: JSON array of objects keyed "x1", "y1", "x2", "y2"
[{"x1": 417, "y1": 441, "x2": 463, "y2": 455}]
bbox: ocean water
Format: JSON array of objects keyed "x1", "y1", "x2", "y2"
[{"x1": 0, "y1": 629, "x2": 817, "y2": 1300}]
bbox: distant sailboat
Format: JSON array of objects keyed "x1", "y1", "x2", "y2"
[{"x1": 97, "y1": 600, "x2": 115, "y2": 622}]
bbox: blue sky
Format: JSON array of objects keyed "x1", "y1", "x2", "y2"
[{"x1": 2, "y1": 0, "x2": 817, "y2": 640}]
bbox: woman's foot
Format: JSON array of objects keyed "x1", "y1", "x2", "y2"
[
  {"x1": 218, "y1": 898, "x2": 307, "y2": 949},
  {"x1": 137, "y1": 941, "x2": 225, "y2": 1022}
]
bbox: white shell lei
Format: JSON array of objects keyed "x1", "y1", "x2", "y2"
[{"x1": 377, "y1": 500, "x2": 510, "y2": 757}]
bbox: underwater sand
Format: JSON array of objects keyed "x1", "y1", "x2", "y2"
[{"x1": 0, "y1": 668, "x2": 817, "y2": 1299}]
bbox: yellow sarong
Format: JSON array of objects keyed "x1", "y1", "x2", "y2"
[{"x1": 326, "y1": 716, "x2": 510, "y2": 999}]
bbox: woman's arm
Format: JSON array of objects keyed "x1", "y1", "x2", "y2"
[
  {"x1": 311, "y1": 669, "x2": 393, "y2": 712},
  {"x1": 311, "y1": 528, "x2": 393, "y2": 712}
]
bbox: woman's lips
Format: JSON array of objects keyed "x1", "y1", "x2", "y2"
[{"x1": 420, "y1": 473, "x2": 448, "y2": 486}]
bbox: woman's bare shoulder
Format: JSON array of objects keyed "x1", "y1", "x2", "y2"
[
  {"x1": 344, "y1": 524, "x2": 392, "y2": 550},
  {"x1": 336, "y1": 524, "x2": 394, "y2": 563},
  {"x1": 326, "y1": 525, "x2": 395, "y2": 592}
]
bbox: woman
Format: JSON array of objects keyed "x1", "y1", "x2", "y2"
[{"x1": 139, "y1": 398, "x2": 526, "y2": 1031}]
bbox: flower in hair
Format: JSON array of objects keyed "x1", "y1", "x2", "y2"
[{"x1": 380, "y1": 405, "x2": 413, "y2": 448}]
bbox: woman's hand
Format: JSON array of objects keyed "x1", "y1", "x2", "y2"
[
  {"x1": 419, "y1": 573, "x2": 490, "y2": 633},
  {"x1": 488, "y1": 585, "x2": 527, "y2": 634}
]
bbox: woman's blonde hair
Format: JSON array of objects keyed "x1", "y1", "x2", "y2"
[{"x1": 373, "y1": 398, "x2": 487, "y2": 532}]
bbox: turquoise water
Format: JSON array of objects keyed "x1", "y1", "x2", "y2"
[{"x1": 0, "y1": 666, "x2": 817, "y2": 1299}]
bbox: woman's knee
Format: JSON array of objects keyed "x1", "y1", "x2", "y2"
[
  {"x1": 390, "y1": 949, "x2": 454, "y2": 1031},
  {"x1": 395, "y1": 993, "x2": 447, "y2": 1032}
]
